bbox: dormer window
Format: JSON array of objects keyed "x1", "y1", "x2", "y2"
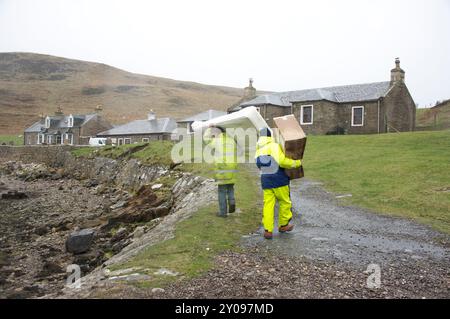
[
  {"x1": 45, "y1": 116, "x2": 51, "y2": 128},
  {"x1": 68, "y1": 115, "x2": 74, "y2": 127}
]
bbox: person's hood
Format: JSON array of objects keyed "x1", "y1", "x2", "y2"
[{"x1": 257, "y1": 136, "x2": 273, "y2": 148}]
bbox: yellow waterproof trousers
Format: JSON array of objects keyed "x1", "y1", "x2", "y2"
[{"x1": 262, "y1": 185, "x2": 293, "y2": 233}]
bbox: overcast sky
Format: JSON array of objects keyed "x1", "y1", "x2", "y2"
[{"x1": 1, "y1": 0, "x2": 449, "y2": 107}]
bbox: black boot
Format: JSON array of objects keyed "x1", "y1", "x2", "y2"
[{"x1": 228, "y1": 203, "x2": 236, "y2": 214}]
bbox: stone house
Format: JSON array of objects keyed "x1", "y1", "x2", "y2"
[
  {"x1": 23, "y1": 106, "x2": 113, "y2": 145},
  {"x1": 97, "y1": 111, "x2": 177, "y2": 145},
  {"x1": 177, "y1": 109, "x2": 227, "y2": 134},
  {"x1": 230, "y1": 59, "x2": 416, "y2": 134}
]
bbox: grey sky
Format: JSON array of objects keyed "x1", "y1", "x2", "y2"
[{"x1": 1, "y1": 0, "x2": 449, "y2": 107}]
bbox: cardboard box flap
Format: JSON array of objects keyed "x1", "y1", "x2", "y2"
[{"x1": 273, "y1": 114, "x2": 306, "y2": 141}]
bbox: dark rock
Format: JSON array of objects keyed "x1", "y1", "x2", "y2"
[
  {"x1": 38, "y1": 261, "x2": 63, "y2": 277},
  {"x1": 2, "y1": 190, "x2": 28, "y2": 199},
  {"x1": 65, "y1": 228, "x2": 95, "y2": 254},
  {"x1": 35, "y1": 226, "x2": 49, "y2": 236},
  {"x1": 110, "y1": 227, "x2": 128, "y2": 243},
  {"x1": 84, "y1": 179, "x2": 99, "y2": 188}
]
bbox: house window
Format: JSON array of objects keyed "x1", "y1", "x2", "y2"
[
  {"x1": 124, "y1": 138, "x2": 131, "y2": 144},
  {"x1": 142, "y1": 138, "x2": 149, "y2": 143},
  {"x1": 118, "y1": 138, "x2": 123, "y2": 146},
  {"x1": 300, "y1": 105, "x2": 313, "y2": 125},
  {"x1": 68, "y1": 115, "x2": 74, "y2": 128},
  {"x1": 47, "y1": 135, "x2": 53, "y2": 144},
  {"x1": 56, "y1": 135, "x2": 62, "y2": 144},
  {"x1": 64, "y1": 133, "x2": 73, "y2": 145},
  {"x1": 38, "y1": 134, "x2": 44, "y2": 144},
  {"x1": 45, "y1": 117, "x2": 51, "y2": 128},
  {"x1": 351, "y1": 106, "x2": 364, "y2": 126}
]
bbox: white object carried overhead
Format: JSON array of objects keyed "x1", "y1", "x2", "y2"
[{"x1": 191, "y1": 106, "x2": 270, "y2": 133}]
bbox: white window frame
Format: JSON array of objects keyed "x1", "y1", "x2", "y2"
[
  {"x1": 300, "y1": 105, "x2": 314, "y2": 125},
  {"x1": 351, "y1": 106, "x2": 364, "y2": 127},
  {"x1": 68, "y1": 115, "x2": 74, "y2": 128},
  {"x1": 47, "y1": 135, "x2": 52, "y2": 144},
  {"x1": 142, "y1": 138, "x2": 149, "y2": 143},
  {"x1": 45, "y1": 116, "x2": 51, "y2": 128}
]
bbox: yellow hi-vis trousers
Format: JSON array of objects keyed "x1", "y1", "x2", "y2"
[{"x1": 262, "y1": 185, "x2": 293, "y2": 233}]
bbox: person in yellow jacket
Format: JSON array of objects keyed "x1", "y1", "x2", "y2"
[
  {"x1": 204, "y1": 126, "x2": 238, "y2": 217},
  {"x1": 255, "y1": 128, "x2": 301, "y2": 239}
]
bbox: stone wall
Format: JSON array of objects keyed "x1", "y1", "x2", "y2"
[
  {"x1": 383, "y1": 82, "x2": 416, "y2": 132},
  {"x1": 0, "y1": 145, "x2": 168, "y2": 191}
]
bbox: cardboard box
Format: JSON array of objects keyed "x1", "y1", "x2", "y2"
[{"x1": 273, "y1": 114, "x2": 307, "y2": 179}]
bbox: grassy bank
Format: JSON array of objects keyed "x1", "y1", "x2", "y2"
[
  {"x1": 304, "y1": 130, "x2": 450, "y2": 234},
  {"x1": 0, "y1": 135, "x2": 23, "y2": 145},
  {"x1": 110, "y1": 164, "x2": 260, "y2": 288}
]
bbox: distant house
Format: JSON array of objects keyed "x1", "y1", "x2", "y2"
[
  {"x1": 23, "y1": 106, "x2": 113, "y2": 145},
  {"x1": 230, "y1": 59, "x2": 416, "y2": 134},
  {"x1": 97, "y1": 111, "x2": 177, "y2": 145},
  {"x1": 177, "y1": 109, "x2": 227, "y2": 133}
]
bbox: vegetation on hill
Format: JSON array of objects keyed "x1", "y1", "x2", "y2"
[
  {"x1": 416, "y1": 104, "x2": 450, "y2": 131},
  {"x1": 0, "y1": 52, "x2": 247, "y2": 134}
]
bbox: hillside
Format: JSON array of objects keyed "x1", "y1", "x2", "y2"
[
  {"x1": 0, "y1": 52, "x2": 247, "y2": 134},
  {"x1": 416, "y1": 101, "x2": 450, "y2": 131}
]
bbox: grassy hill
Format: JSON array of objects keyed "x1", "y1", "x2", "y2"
[
  {"x1": 0, "y1": 52, "x2": 248, "y2": 134},
  {"x1": 416, "y1": 102, "x2": 450, "y2": 131},
  {"x1": 304, "y1": 130, "x2": 450, "y2": 234}
]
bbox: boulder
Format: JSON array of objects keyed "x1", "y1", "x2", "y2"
[{"x1": 65, "y1": 228, "x2": 96, "y2": 254}]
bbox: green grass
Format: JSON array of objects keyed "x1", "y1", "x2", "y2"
[
  {"x1": 71, "y1": 141, "x2": 174, "y2": 166},
  {"x1": 304, "y1": 130, "x2": 450, "y2": 234},
  {"x1": 0, "y1": 134, "x2": 23, "y2": 145},
  {"x1": 109, "y1": 164, "x2": 260, "y2": 288}
]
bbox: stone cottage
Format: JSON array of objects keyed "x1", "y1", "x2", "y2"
[
  {"x1": 229, "y1": 59, "x2": 416, "y2": 134},
  {"x1": 23, "y1": 106, "x2": 113, "y2": 145},
  {"x1": 97, "y1": 111, "x2": 177, "y2": 145}
]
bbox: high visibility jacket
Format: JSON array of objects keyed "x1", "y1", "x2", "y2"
[
  {"x1": 207, "y1": 131, "x2": 238, "y2": 185},
  {"x1": 255, "y1": 136, "x2": 301, "y2": 189}
]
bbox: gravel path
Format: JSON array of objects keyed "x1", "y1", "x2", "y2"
[
  {"x1": 243, "y1": 179, "x2": 449, "y2": 267},
  {"x1": 160, "y1": 178, "x2": 449, "y2": 299}
]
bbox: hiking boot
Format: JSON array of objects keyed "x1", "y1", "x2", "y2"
[
  {"x1": 264, "y1": 230, "x2": 273, "y2": 240},
  {"x1": 228, "y1": 204, "x2": 236, "y2": 214},
  {"x1": 279, "y1": 224, "x2": 294, "y2": 233}
]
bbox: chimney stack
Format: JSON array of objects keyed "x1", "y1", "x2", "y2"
[
  {"x1": 244, "y1": 78, "x2": 256, "y2": 99},
  {"x1": 54, "y1": 106, "x2": 64, "y2": 116},
  {"x1": 390, "y1": 57, "x2": 405, "y2": 84},
  {"x1": 148, "y1": 109, "x2": 156, "y2": 121}
]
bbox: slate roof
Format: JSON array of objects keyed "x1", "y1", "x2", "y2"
[
  {"x1": 178, "y1": 109, "x2": 227, "y2": 123},
  {"x1": 24, "y1": 114, "x2": 97, "y2": 133},
  {"x1": 97, "y1": 118, "x2": 176, "y2": 136},
  {"x1": 238, "y1": 81, "x2": 392, "y2": 108}
]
